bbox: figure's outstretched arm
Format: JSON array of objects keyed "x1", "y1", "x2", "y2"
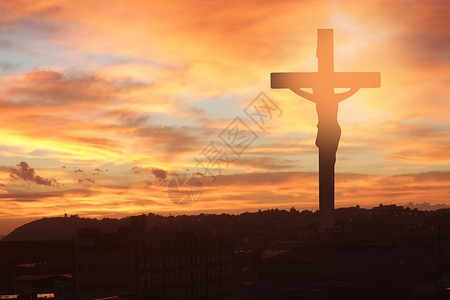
[
  {"x1": 290, "y1": 89, "x2": 317, "y2": 103},
  {"x1": 334, "y1": 87, "x2": 360, "y2": 102}
]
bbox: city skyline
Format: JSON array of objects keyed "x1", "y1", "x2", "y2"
[{"x1": 0, "y1": 0, "x2": 449, "y2": 235}]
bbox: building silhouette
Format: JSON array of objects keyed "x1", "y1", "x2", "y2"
[{"x1": 74, "y1": 227, "x2": 233, "y2": 300}]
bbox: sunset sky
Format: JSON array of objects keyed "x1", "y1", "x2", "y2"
[{"x1": 0, "y1": 0, "x2": 448, "y2": 235}]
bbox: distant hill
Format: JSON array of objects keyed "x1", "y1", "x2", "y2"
[
  {"x1": 0, "y1": 235, "x2": 4, "y2": 240},
  {"x1": 2, "y1": 216, "x2": 127, "y2": 241},
  {"x1": 3, "y1": 205, "x2": 450, "y2": 242}
]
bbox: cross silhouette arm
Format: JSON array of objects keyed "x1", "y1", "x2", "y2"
[
  {"x1": 290, "y1": 88, "x2": 318, "y2": 103},
  {"x1": 334, "y1": 87, "x2": 360, "y2": 102}
]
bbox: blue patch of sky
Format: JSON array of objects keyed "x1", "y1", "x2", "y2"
[
  {"x1": 187, "y1": 94, "x2": 243, "y2": 120},
  {"x1": 0, "y1": 149, "x2": 63, "y2": 170}
]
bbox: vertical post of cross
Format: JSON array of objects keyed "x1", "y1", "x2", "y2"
[
  {"x1": 317, "y1": 29, "x2": 334, "y2": 75},
  {"x1": 318, "y1": 129, "x2": 336, "y2": 230},
  {"x1": 317, "y1": 29, "x2": 335, "y2": 230}
]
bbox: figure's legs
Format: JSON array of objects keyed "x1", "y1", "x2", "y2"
[{"x1": 316, "y1": 124, "x2": 341, "y2": 229}]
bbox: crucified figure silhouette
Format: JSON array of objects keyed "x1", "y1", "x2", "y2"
[
  {"x1": 271, "y1": 29, "x2": 380, "y2": 229},
  {"x1": 292, "y1": 87, "x2": 359, "y2": 162}
]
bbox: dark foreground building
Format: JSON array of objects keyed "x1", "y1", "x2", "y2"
[
  {"x1": 235, "y1": 239, "x2": 443, "y2": 299},
  {"x1": 74, "y1": 228, "x2": 233, "y2": 300}
]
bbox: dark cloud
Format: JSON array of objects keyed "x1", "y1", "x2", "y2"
[
  {"x1": 131, "y1": 166, "x2": 167, "y2": 180},
  {"x1": 71, "y1": 169, "x2": 102, "y2": 184},
  {"x1": 77, "y1": 178, "x2": 96, "y2": 184},
  {"x1": 0, "y1": 192, "x2": 59, "y2": 200},
  {"x1": 152, "y1": 168, "x2": 167, "y2": 180},
  {"x1": 131, "y1": 166, "x2": 142, "y2": 174},
  {"x1": 9, "y1": 162, "x2": 59, "y2": 187},
  {"x1": 73, "y1": 168, "x2": 98, "y2": 184}
]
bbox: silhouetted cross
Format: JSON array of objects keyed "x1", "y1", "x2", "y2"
[{"x1": 271, "y1": 29, "x2": 380, "y2": 229}]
